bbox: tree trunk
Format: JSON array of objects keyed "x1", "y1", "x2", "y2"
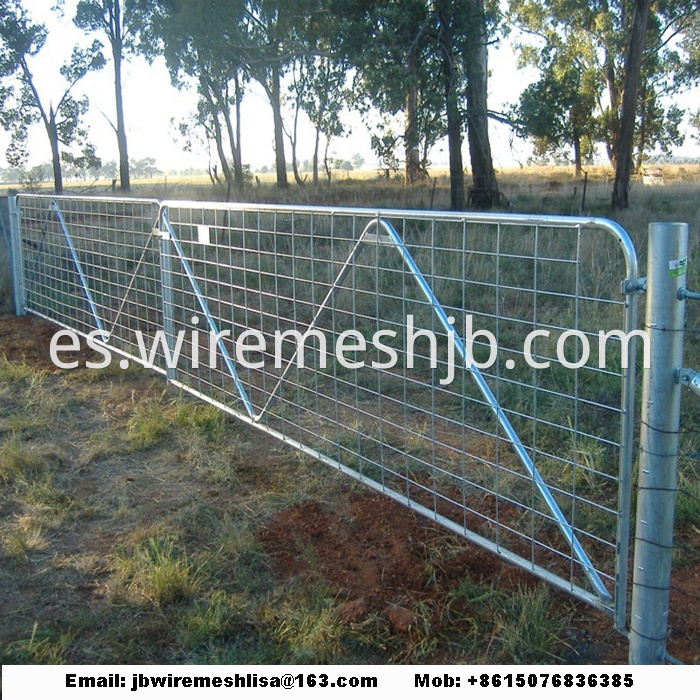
[
  {"x1": 112, "y1": 1, "x2": 130, "y2": 192},
  {"x1": 234, "y1": 72, "x2": 244, "y2": 189},
  {"x1": 437, "y1": 2, "x2": 465, "y2": 211},
  {"x1": 270, "y1": 64, "x2": 289, "y2": 189},
  {"x1": 612, "y1": 0, "x2": 653, "y2": 210},
  {"x1": 221, "y1": 77, "x2": 243, "y2": 191},
  {"x1": 47, "y1": 110, "x2": 63, "y2": 195},
  {"x1": 289, "y1": 98, "x2": 305, "y2": 187},
  {"x1": 324, "y1": 137, "x2": 332, "y2": 183},
  {"x1": 200, "y1": 77, "x2": 234, "y2": 193},
  {"x1": 444, "y1": 68, "x2": 465, "y2": 211},
  {"x1": 464, "y1": 0, "x2": 499, "y2": 210},
  {"x1": 405, "y1": 51, "x2": 422, "y2": 185},
  {"x1": 313, "y1": 127, "x2": 321, "y2": 186},
  {"x1": 573, "y1": 130, "x2": 582, "y2": 178}
]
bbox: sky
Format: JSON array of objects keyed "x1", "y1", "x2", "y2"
[{"x1": 2, "y1": 1, "x2": 698, "y2": 176}]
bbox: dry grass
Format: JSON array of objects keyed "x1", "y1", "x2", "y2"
[{"x1": 0, "y1": 347, "x2": 588, "y2": 665}]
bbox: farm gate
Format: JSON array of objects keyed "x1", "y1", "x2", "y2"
[{"x1": 9, "y1": 194, "x2": 641, "y2": 634}]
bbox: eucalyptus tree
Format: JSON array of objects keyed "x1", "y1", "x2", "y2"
[
  {"x1": 511, "y1": 0, "x2": 623, "y2": 167},
  {"x1": 74, "y1": 0, "x2": 142, "y2": 191},
  {"x1": 428, "y1": 0, "x2": 502, "y2": 209},
  {"x1": 514, "y1": 62, "x2": 597, "y2": 176},
  {"x1": 461, "y1": 0, "x2": 501, "y2": 209},
  {"x1": 0, "y1": 0, "x2": 105, "y2": 194},
  {"x1": 137, "y1": 0, "x2": 248, "y2": 194},
  {"x1": 510, "y1": 3, "x2": 600, "y2": 175},
  {"x1": 141, "y1": 0, "x2": 327, "y2": 190},
  {"x1": 290, "y1": 54, "x2": 349, "y2": 186},
  {"x1": 611, "y1": 0, "x2": 653, "y2": 210},
  {"x1": 334, "y1": 0, "x2": 501, "y2": 210},
  {"x1": 610, "y1": 0, "x2": 697, "y2": 208},
  {"x1": 510, "y1": 0, "x2": 699, "y2": 207},
  {"x1": 331, "y1": 0, "x2": 440, "y2": 186},
  {"x1": 280, "y1": 5, "x2": 350, "y2": 187},
  {"x1": 241, "y1": 0, "x2": 331, "y2": 189}
]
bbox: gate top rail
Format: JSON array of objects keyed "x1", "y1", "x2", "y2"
[
  {"x1": 15, "y1": 194, "x2": 639, "y2": 287},
  {"x1": 17, "y1": 193, "x2": 161, "y2": 206},
  {"x1": 158, "y1": 198, "x2": 640, "y2": 287},
  {"x1": 162, "y1": 201, "x2": 639, "y2": 270}
]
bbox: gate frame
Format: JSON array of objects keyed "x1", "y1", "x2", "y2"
[{"x1": 9, "y1": 195, "x2": 642, "y2": 633}]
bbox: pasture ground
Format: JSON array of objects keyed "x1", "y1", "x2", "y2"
[{"x1": 0, "y1": 314, "x2": 698, "y2": 666}]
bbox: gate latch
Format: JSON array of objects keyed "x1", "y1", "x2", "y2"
[{"x1": 677, "y1": 367, "x2": 700, "y2": 399}]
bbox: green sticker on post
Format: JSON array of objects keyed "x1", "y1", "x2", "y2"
[{"x1": 669, "y1": 257, "x2": 688, "y2": 278}]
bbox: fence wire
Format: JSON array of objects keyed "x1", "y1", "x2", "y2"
[{"x1": 13, "y1": 194, "x2": 640, "y2": 622}]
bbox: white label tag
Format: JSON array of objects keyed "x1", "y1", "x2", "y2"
[{"x1": 197, "y1": 224, "x2": 211, "y2": 245}]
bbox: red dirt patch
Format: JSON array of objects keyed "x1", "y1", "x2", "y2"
[
  {"x1": 260, "y1": 491, "x2": 532, "y2": 609},
  {"x1": 0, "y1": 314, "x2": 100, "y2": 370},
  {"x1": 259, "y1": 489, "x2": 635, "y2": 663}
]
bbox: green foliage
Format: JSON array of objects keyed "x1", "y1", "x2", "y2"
[
  {"x1": 0, "y1": 0, "x2": 105, "y2": 192},
  {"x1": 332, "y1": 0, "x2": 444, "y2": 178},
  {"x1": 296, "y1": 55, "x2": 350, "y2": 184},
  {"x1": 510, "y1": 0, "x2": 697, "y2": 170},
  {"x1": 514, "y1": 58, "x2": 597, "y2": 173},
  {"x1": 691, "y1": 110, "x2": 700, "y2": 143}
]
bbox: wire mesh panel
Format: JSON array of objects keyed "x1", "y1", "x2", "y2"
[
  {"x1": 13, "y1": 196, "x2": 640, "y2": 622},
  {"x1": 159, "y1": 201, "x2": 639, "y2": 619},
  {"x1": 16, "y1": 195, "x2": 163, "y2": 369}
]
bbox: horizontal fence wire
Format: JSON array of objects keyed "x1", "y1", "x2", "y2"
[{"x1": 14, "y1": 194, "x2": 640, "y2": 620}]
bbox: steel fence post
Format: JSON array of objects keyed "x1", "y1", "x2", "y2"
[
  {"x1": 9, "y1": 195, "x2": 26, "y2": 316},
  {"x1": 629, "y1": 222, "x2": 688, "y2": 664}
]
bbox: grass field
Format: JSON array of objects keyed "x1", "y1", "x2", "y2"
[{"x1": 0, "y1": 167, "x2": 698, "y2": 665}]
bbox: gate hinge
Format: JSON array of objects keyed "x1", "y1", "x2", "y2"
[
  {"x1": 677, "y1": 367, "x2": 700, "y2": 399},
  {"x1": 677, "y1": 288, "x2": 700, "y2": 301},
  {"x1": 623, "y1": 277, "x2": 646, "y2": 295}
]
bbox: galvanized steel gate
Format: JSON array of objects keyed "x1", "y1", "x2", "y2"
[{"x1": 10, "y1": 194, "x2": 640, "y2": 627}]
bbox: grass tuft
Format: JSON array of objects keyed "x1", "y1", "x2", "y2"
[
  {"x1": 127, "y1": 395, "x2": 172, "y2": 450},
  {"x1": 175, "y1": 590, "x2": 248, "y2": 649},
  {"x1": 270, "y1": 596, "x2": 348, "y2": 664},
  {"x1": 0, "y1": 623, "x2": 71, "y2": 664},
  {"x1": 0, "y1": 354, "x2": 40, "y2": 385},
  {"x1": 3, "y1": 514, "x2": 48, "y2": 557},
  {"x1": 174, "y1": 400, "x2": 228, "y2": 442},
  {"x1": 111, "y1": 537, "x2": 201, "y2": 609},
  {"x1": 493, "y1": 585, "x2": 568, "y2": 663},
  {"x1": 675, "y1": 462, "x2": 700, "y2": 531},
  {"x1": 0, "y1": 433, "x2": 48, "y2": 484}
]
